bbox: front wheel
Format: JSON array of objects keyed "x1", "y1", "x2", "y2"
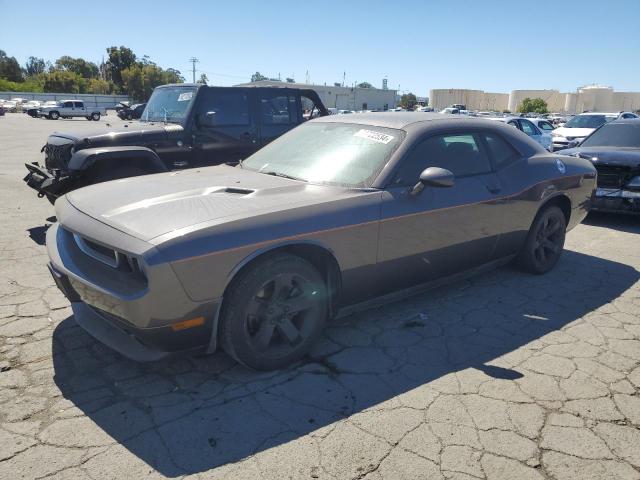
[
  {"x1": 220, "y1": 254, "x2": 328, "y2": 370},
  {"x1": 85, "y1": 116, "x2": 92, "y2": 121},
  {"x1": 49, "y1": 111, "x2": 59, "y2": 120},
  {"x1": 91, "y1": 112, "x2": 101, "y2": 121},
  {"x1": 517, "y1": 205, "x2": 566, "y2": 274}
]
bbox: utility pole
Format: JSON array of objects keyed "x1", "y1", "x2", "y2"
[{"x1": 189, "y1": 57, "x2": 199, "y2": 83}]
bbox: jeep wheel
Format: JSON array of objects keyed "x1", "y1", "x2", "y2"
[
  {"x1": 49, "y1": 111, "x2": 59, "y2": 120},
  {"x1": 91, "y1": 112, "x2": 101, "y2": 121},
  {"x1": 220, "y1": 254, "x2": 328, "y2": 370},
  {"x1": 85, "y1": 116, "x2": 92, "y2": 121},
  {"x1": 517, "y1": 205, "x2": 566, "y2": 274}
]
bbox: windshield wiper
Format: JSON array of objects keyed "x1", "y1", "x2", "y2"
[{"x1": 262, "y1": 171, "x2": 307, "y2": 182}]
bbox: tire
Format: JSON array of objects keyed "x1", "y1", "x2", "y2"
[
  {"x1": 91, "y1": 112, "x2": 100, "y2": 121},
  {"x1": 219, "y1": 253, "x2": 328, "y2": 370},
  {"x1": 49, "y1": 111, "x2": 59, "y2": 120},
  {"x1": 91, "y1": 165, "x2": 148, "y2": 184},
  {"x1": 517, "y1": 205, "x2": 566, "y2": 274},
  {"x1": 86, "y1": 116, "x2": 92, "y2": 121}
]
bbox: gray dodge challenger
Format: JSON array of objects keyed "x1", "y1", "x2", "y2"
[{"x1": 46, "y1": 113, "x2": 596, "y2": 370}]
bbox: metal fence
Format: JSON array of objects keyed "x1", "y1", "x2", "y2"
[{"x1": 0, "y1": 92, "x2": 130, "y2": 109}]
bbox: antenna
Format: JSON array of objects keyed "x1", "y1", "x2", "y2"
[{"x1": 189, "y1": 57, "x2": 199, "y2": 83}]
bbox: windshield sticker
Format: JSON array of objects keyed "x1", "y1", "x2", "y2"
[
  {"x1": 177, "y1": 92, "x2": 193, "y2": 102},
  {"x1": 354, "y1": 129, "x2": 394, "y2": 144}
]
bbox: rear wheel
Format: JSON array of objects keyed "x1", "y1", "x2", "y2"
[
  {"x1": 91, "y1": 112, "x2": 101, "y2": 121},
  {"x1": 220, "y1": 254, "x2": 328, "y2": 370},
  {"x1": 85, "y1": 116, "x2": 92, "y2": 121},
  {"x1": 517, "y1": 205, "x2": 566, "y2": 274}
]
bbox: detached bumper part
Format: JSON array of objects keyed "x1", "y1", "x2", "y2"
[
  {"x1": 23, "y1": 163, "x2": 72, "y2": 199},
  {"x1": 591, "y1": 189, "x2": 640, "y2": 214}
]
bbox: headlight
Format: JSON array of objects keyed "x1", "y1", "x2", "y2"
[
  {"x1": 551, "y1": 132, "x2": 562, "y2": 137},
  {"x1": 627, "y1": 176, "x2": 640, "y2": 189}
]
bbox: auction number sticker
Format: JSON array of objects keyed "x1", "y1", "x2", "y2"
[
  {"x1": 354, "y1": 129, "x2": 394, "y2": 144},
  {"x1": 177, "y1": 92, "x2": 193, "y2": 102}
]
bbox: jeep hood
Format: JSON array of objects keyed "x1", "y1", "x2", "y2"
[
  {"x1": 65, "y1": 165, "x2": 364, "y2": 242},
  {"x1": 49, "y1": 123, "x2": 183, "y2": 147},
  {"x1": 561, "y1": 147, "x2": 640, "y2": 167}
]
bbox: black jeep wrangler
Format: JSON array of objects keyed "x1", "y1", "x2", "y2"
[{"x1": 24, "y1": 84, "x2": 328, "y2": 203}]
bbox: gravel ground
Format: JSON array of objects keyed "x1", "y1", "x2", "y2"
[{"x1": 1, "y1": 112, "x2": 639, "y2": 480}]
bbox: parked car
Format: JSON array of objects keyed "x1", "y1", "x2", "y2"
[
  {"x1": 24, "y1": 84, "x2": 329, "y2": 203},
  {"x1": 551, "y1": 112, "x2": 637, "y2": 151},
  {"x1": 117, "y1": 103, "x2": 147, "y2": 120},
  {"x1": 528, "y1": 118, "x2": 556, "y2": 134},
  {"x1": 337, "y1": 109, "x2": 355, "y2": 114},
  {"x1": 2, "y1": 100, "x2": 18, "y2": 112},
  {"x1": 561, "y1": 118, "x2": 640, "y2": 214},
  {"x1": 440, "y1": 107, "x2": 460, "y2": 114},
  {"x1": 114, "y1": 101, "x2": 130, "y2": 112},
  {"x1": 23, "y1": 101, "x2": 42, "y2": 117},
  {"x1": 38, "y1": 100, "x2": 106, "y2": 121},
  {"x1": 45, "y1": 113, "x2": 595, "y2": 369},
  {"x1": 491, "y1": 117, "x2": 553, "y2": 151},
  {"x1": 0, "y1": 104, "x2": 4, "y2": 116}
]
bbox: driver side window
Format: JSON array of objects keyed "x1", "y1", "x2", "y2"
[{"x1": 394, "y1": 132, "x2": 492, "y2": 186}]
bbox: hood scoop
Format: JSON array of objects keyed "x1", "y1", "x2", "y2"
[{"x1": 101, "y1": 186, "x2": 254, "y2": 219}]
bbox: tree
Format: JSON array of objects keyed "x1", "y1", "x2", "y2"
[
  {"x1": 357, "y1": 82, "x2": 373, "y2": 89},
  {"x1": 285, "y1": 77, "x2": 295, "y2": 83},
  {"x1": 334, "y1": 82, "x2": 342, "y2": 87},
  {"x1": 197, "y1": 73, "x2": 208, "y2": 84},
  {"x1": 518, "y1": 97, "x2": 548, "y2": 114},
  {"x1": 0, "y1": 50, "x2": 23, "y2": 82},
  {"x1": 85, "y1": 78, "x2": 114, "y2": 94},
  {"x1": 121, "y1": 63, "x2": 184, "y2": 101},
  {"x1": 42, "y1": 70, "x2": 82, "y2": 93},
  {"x1": 399, "y1": 92, "x2": 417, "y2": 109},
  {"x1": 251, "y1": 71, "x2": 267, "y2": 82},
  {"x1": 106, "y1": 46, "x2": 137, "y2": 90},
  {"x1": 25, "y1": 57, "x2": 46, "y2": 77},
  {"x1": 54, "y1": 56, "x2": 99, "y2": 78}
]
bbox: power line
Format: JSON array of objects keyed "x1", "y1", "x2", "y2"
[{"x1": 188, "y1": 57, "x2": 199, "y2": 83}]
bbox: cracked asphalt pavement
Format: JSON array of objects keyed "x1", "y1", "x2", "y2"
[{"x1": 1, "y1": 113, "x2": 640, "y2": 480}]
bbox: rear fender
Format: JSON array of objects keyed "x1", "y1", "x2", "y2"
[{"x1": 68, "y1": 146, "x2": 168, "y2": 173}]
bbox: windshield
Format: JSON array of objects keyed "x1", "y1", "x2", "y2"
[
  {"x1": 141, "y1": 86, "x2": 197, "y2": 124},
  {"x1": 564, "y1": 115, "x2": 616, "y2": 129},
  {"x1": 580, "y1": 123, "x2": 640, "y2": 148},
  {"x1": 241, "y1": 122, "x2": 404, "y2": 187}
]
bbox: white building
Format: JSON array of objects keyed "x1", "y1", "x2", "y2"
[
  {"x1": 236, "y1": 80, "x2": 397, "y2": 111},
  {"x1": 431, "y1": 85, "x2": 640, "y2": 113}
]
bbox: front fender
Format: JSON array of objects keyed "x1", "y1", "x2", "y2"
[{"x1": 68, "y1": 146, "x2": 168, "y2": 173}]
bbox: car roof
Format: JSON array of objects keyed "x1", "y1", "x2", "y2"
[
  {"x1": 577, "y1": 112, "x2": 620, "y2": 116},
  {"x1": 311, "y1": 112, "x2": 534, "y2": 133},
  {"x1": 606, "y1": 118, "x2": 640, "y2": 125}
]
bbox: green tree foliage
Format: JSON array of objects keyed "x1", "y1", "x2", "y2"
[
  {"x1": 399, "y1": 92, "x2": 417, "y2": 109},
  {"x1": 197, "y1": 73, "x2": 208, "y2": 84},
  {"x1": 43, "y1": 70, "x2": 82, "y2": 93},
  {"x1": 251, "y1": 72, "x2": 267, "y2": 82},
  {"x1": 357, "y1": 82, "x2": 373, "y2": 88},
  {"x1": 0, "y1": 50, "x2": 23, "y2": 82},
  {"x1": 85, "y1": 78, "x2": 114, "y2": 94},
  {"x1": 121, "y1": 63, "x2": 184, "y2": 101},
  {"x1": 518, "y1": 97, "x2": 548, "y2": 114},
  {"x1": 106, "y1": 46, "x2": 137, "y2": 90},
  {"x1": 25, "y1": 57, "x2": 47, "y2": 77},
  {"x1": 286, "y1": 77, "x2": 295, "y2": 83},
  {"x1": 54, "y1": 56, "x2": 99, "y2": 78}
]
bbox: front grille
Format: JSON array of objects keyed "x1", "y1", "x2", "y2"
[
  {"x1": 44, "y1": 142, "x2": 73, "y2": 170},
  {"x1": 594, "y1": 164, "x2": 633, "y2": 189}
]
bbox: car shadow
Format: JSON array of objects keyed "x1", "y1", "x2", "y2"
[
  {"x1": 584, "y1": 211, "x2": 640, "y2": 234},
  {"x1": 51, "y1": 249, "x2": 638, "y2": 476}
]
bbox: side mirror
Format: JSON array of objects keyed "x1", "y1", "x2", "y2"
[
  {"x1": 199, "y1": 111, "x2": 218, "y2": 127},
  {"x1": 411, "y1": 167, "x2": 455, "y2": 196}
]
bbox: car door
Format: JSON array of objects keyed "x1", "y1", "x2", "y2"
[
  {"x1": 377, "y1": 130, "x2": 505, "y2": 293},
  {"x1": 61, "y1": 101, "x2": 74, "y2": 116},
  {"x1": 258, "y1": 91, "x2": 298, "y2": 146},
  {"x1": 190, "y1": 88, "x2": 259, "y2": 167},
  {"x1": 519, "y1": 119, "x2": 543, "y2": 146},
  {"x1": 74, "y1": 101, "x2": 85, "y2": 116}
]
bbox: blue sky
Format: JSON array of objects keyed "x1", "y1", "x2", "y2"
[{"x1": 1, "y1": 0, "x2": 639, "y2": 96}]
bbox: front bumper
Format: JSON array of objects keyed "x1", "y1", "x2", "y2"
[
  {"x1": 591, "y1": 188, "x2": 640, "y2": 214},
  {"x1": 46, "y1": 220, "x2": 222, "y2": 361},
  {"x1": 23, "y1": 163, "x2": 73, "y2": 200}
]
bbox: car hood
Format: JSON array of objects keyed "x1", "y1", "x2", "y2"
[
  {"x1": 553, "y1": 127, "x2": 594, "y2": 138},
  {"x1": 561, "y1": 147, "x2": 640, "y2": 167},
  {"x1": 49, "y1": 123, "x2": 182, "y2": 147},
  {"x1": 65, "y1": 165, "x2": 367, "y2": 242}
]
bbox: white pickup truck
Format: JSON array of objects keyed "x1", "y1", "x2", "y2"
[{"x1": 39, "y1": 100, "x2": 106, "y2": 121}]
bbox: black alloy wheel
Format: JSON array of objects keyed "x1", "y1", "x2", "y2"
[
  {"x1": 518, "y1": 205, "x2": 566, "y2": 274},
  {"x1": 220, "y1": 254, "x2": 327, "y2": 370}
]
